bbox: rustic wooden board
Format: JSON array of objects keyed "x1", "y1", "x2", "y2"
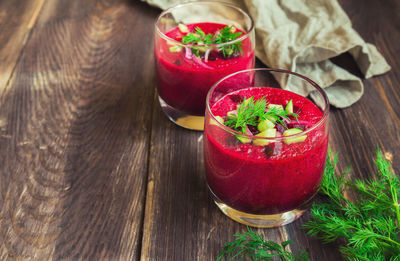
[
  {"x1": 0, "y1": 0, "x2": 399, "y2": 260},
  {"x1": 0, "y1": 0, "x2": 159, "y2": 259},
  {"x1": 0, "y1": 0, "x2": 46, "y2": 101},
  {"x1": 334, "y1": 0, "x2": 400, "y2": 172}
]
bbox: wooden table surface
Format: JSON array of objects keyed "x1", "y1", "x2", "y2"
[{"x1": 0, "y1": 0, "x2": 399, "y2": 260}]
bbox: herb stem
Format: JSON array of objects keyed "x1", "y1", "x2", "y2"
[
  {"x1": 391, "y1": 185, "x2": 400, "y2": 227},
  {"x1": 349, "y1": 183, "x2": 392, "y2": 206}
]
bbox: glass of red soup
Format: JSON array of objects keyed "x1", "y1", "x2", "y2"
[
  {"x1": 204, "y1": 68, "x2": 329, "y2": 227},
  {"x1": 154, "y1": 2, "x2": 255, "y2": 130}
]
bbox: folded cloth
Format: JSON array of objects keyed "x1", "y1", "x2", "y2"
[{"x1": 145, "y1": 0, "x2": 391, "y2": 108}]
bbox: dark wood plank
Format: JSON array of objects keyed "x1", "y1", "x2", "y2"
[
  {"x1": 332, "y1": 0, "x2": 400, "y2": 172},
  {"x1": 0, "y1": 0, "x2": 46, "y2": 101},
  {"x1": 0, "y1": 0, "x2": 158, "y2": 259}
]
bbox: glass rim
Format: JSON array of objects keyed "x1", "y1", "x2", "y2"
[
  {"x1": 154, "y1": 1, "x2": 254, "y2": 48},
  {"x1": 206, "y1": 68, "x2": 330, "y2": 140}
]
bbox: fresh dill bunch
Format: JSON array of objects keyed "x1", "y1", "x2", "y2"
[
  {"x1": 217, "y1": 227, "x2": 310, "y2": 261},
  {"x1": 181, "y1": 25, "x2": 243, "y2": 58},
  {"x1": 303, "y1": 149, "x2": 400, "y2": 260},
  {"x1": 223, "y1": 96, "x2": 298, "y2": 134}
]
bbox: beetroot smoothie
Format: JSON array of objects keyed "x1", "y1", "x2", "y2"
[
  {"x1": 204, "y1": 87, "x2": 328, "y2": 215},
  {"x1": 155, "y1": 22, "x2": 254, "y2": 116}
]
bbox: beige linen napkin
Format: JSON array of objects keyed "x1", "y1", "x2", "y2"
[{"x1": 145, "y1": 0, "x2": 391, "y2": 108}]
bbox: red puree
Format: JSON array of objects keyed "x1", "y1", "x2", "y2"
[
  {"x1": 155, "y1": 22, "x2": 254, "y2": 115},
  {"x1": 204, "y1": 87, "x2": 328, "y2": 215}
]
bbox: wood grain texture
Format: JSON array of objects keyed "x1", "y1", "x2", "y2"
[
  {"x1": 0, "y1": 0, "x2": 399, "y2": 260},
  {"x1": 0, "y1": 0, "x2": 158, "y2": 259},
  {"x1": 0, "y1": 0, "x2": 46, "y2": 102}
]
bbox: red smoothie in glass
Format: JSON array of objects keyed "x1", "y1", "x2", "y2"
[
  {"x1": 155, "y1": 22, "x2": 254, "y2": 115},
  {"x1": 204, "y1": 87, "x2": 328, "y2": 215}
]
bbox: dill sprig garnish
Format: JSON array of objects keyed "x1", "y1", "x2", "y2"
[
  {"x1": 217, "y1": 227, "x2": 309, "y2": 261},
  {"x1": 224, "y1": 97, "x2": 266, "y2": 133},
  {"x1": 181, "y1": 25, "x2": 243, "y2": 58},
  {"x1": 181, "y1": 27, "x2": 214, "y2": 45},
  {"x1": 215, "y1": 26, "x2": 243, "y2": 57},
  {"x1": 303, "y1": 148, "x2": 400, "y2": 260},
  {"x1": 223, "y1": 96, "x2": 298, "y2": 134}
]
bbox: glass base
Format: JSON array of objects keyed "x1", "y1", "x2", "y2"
[
  {"x1": 215, "y1": 201, "x2": 306, "y2": 228},
  {"x1": 158, "y1": 96, "x2": 204, "y2": 131}
]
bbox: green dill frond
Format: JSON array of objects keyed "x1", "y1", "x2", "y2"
[
  {"x1": 223, "y1": 96, "x2": 298, "y2": 134},
  {"x1": 181, "y1": 25, "x2": 244, "y2": 58},
  {"x1": 217, "y1": 227, "x2": 309, "y2": 261},
  {"x1": 215, "y1": 26, "x2": 243, "y2": 57},
  {"x1": 303, "y1": 148, "x2": 400, "y2": 260},
  {"x1": 224, "y1": 96, "x2": 267, "y2": 133}
]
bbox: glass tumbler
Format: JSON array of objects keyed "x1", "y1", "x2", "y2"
[
  {"x1": 204, "y1": 68, "x2": 329, "y2": 227},
  {"x1": 154, "y1": 1, "x2": 255, "y2": 130}
]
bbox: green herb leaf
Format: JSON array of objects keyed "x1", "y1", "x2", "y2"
[
  {"x1": 215, "y1": 26, "x2": 243, "y2": 57},
  {"x1": 303, "y1": 148, "x2": 400, "y2": 260},
  {"x1": 181, "y1": 25, "x2": 243, "y2": 58},
  {"x1": 224, "y1": 97, "x2": 265, "y2": 133},
  {"x1": 223, "y1": 96, "x2": 299, "y2": 134},
  {"x1": 217, "y1": 227, "x2": 310, "y2": 261}
]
